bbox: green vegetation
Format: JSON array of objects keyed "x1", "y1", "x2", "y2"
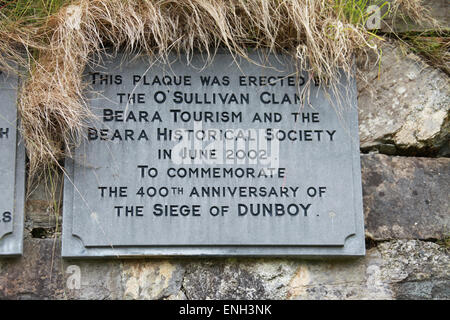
[
  {"x1": 436, "y1": 235, "x2": 450, "y2": 249},
  {"x1": 333, "y1": 0, "x2": 390, "y2": 27},
  {"x1": 0, "y1": 0, "x2": 69, "y2": 23},
  {"x1": 399, "y1": 32, "x2": 450, "y2": 75}
]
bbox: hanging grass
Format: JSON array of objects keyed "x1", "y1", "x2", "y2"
[{"x1": 0, "y1": 0, "x2": 440, "y2": 174}]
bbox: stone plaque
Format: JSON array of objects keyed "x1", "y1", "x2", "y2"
[
  {"x1": 62, "y1": 51, "x2": 365, "y2": 257},
  {"x1": 0, "y1": 69, "x2": 25, "y2": 256}
]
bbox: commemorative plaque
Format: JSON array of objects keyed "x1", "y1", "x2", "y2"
[
  {"x1": 0, "y1": 69, "x2": 25, "y2": 256},
  {"x1": 62, "y1": 51, "x2": 365, "y2": 257}
]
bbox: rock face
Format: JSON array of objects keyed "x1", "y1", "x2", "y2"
[
  {"x1": 358, "y1": 42, "x2": 449, "y2": 156},
  {"x1": 378, "y1": 241, "x2": 449, "y2": 300},
  {"x1": 1, "y1": 238, "x2": 447, "y2": 300},
  {"x1": 121, "y1": 261, "x2": 185, "y2": 300},
  {"x1": 381, "y1": 0, "x2": 450, "y2": 33},
  {"x1": 0, "y1": 239, "x2": 65, "y2": 299},
  {"x1": 362, "y1": 154, "x2": 449, "y2": 240}
]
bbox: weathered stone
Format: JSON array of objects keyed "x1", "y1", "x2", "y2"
[
  {"x1": 0, "y1": 239, "x2": 65, "y2": 299},
  {"x1": 377, "y1": 240, "x2": 450, "y2": 300},
  {"x1": 377, "y1": 240, "x2": 449, "y2": 283},
  {"x1": 286, "y1": 256, "x2": 383, "y2": 300},
  {"x1": 25, "y1": 200, "x2": 60, "y2": 232},
  {"x1": 182, "y1": 260, "x2": 270, "y2": 300},
  {"x1": 357, "y1": 41, "x2": 449, "y2": 156},
  {"x1": 121, "y1": 261, "x2": 185, "y2": 300},
  {"x1": 25, "y1": 172, "x2": 63, "y2": 237},
  {"x1": 0, "y1": 238, "x2": 123, "y2": 300},
  {"x1": 240, "y1": 260, "x2": 300, "y2": 299},
  {"x1": 0, "y1": 238, "x2": 447, "y2": 300},
  {"x1": 179, "y1": 241, "x2": 448, "y2": 300},
  {"x1": 285, "y1": 240, "x2": 449, "y2": 300},
  {"x1": 182, "y1": 258, "x2": 378, "y2": 300},
  {"x1": 394, "y1": 280, "x2": 450, "y2": 300},
  {"x1": 62, "y1": 260, "x2": 123, "y2": 299},
  {"x1": 381, "y1": 0, "x2": 450, "y2": 33},
  {"x1": 361, "y1": 154, "x2": 449, "y2": 240}
]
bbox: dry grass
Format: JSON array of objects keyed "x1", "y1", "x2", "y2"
[
  {"x1": 390, "y1": 0, "x2": 440, "y2": 28},
  {"x1": 399, "y1": 33, "x2": 450, "y2": 75},
  {"x1": 0, "y1": 0, "x2": 440, "y2": 174}
]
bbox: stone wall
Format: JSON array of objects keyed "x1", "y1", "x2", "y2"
[{"x1": 0, "y1": 40, "x2": 448, "y2": 300}]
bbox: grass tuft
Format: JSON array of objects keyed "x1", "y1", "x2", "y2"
[
  {"x1": 400, "y1": 32, "x2": 450, "y2": 75},
  {"x1": 0, "y1": 0, "x2": 443, "y2": 174}
]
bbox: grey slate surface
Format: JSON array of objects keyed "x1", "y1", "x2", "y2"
[{"x1": 62, "y1": 51, "x2": 365, "y2": 257}]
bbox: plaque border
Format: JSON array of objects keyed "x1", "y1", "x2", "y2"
[
  {"x1": 0, "y1": 73, "x2": 25, "y2": 256},
  {"x1": 61, "y1": 56, "x2": 365, "y2": 258}
]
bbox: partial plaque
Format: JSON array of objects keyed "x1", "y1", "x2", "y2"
[
  {"x1": 0, "y1": 69, "x2": 25, "y2": 256},
  {"x1": 62, "y1": 51, "x2": 365, "y2": 257}
]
